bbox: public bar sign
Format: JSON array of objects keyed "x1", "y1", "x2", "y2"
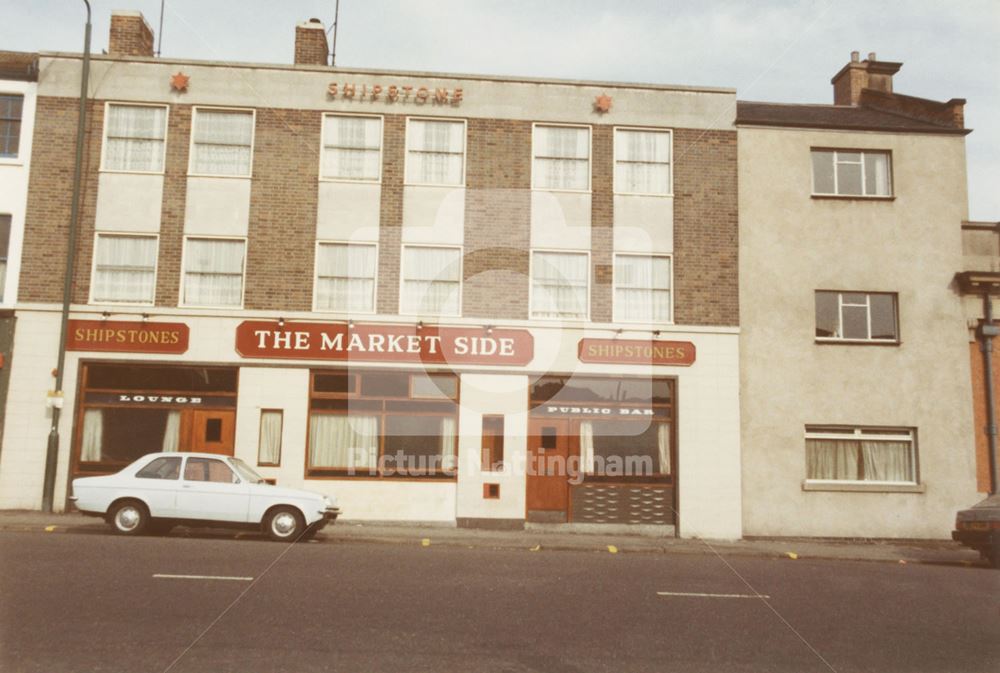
[
  {"x1": 67, "y1": 320, "x2": 189, "y2": 355},
  {"x1": 577, "y1": 338, "x2": 696, "y2": 367},
  {"x1": 235, "y1": 321, "x2": 533, "y2": 366}
]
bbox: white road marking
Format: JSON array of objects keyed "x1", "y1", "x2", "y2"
[
  {"x1": 153, "y1": 574, "x2": 253, "y2": 581},
  {"x1": 657, "y1": 591, "x2": 770, "y2": 599}
]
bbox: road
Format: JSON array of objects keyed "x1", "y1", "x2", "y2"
[{"x1": 1, "y1": 530, "x2": 998, "y2": 673}]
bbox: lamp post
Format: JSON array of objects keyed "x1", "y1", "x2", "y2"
[{"x1": 42, "y1": 0, "x2": 91, "y2": 512}]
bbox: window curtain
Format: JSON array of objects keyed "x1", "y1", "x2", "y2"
[
  {"x1": 615, "y1": 130, "x2": 670, "y2": 194},
  {"x1": 161, "y1": 411, "x2": 181, "y2": 452},
  {"x1": 533, "y1": 126, "x2": 589, "y2": 190},
  {"x1": 184, "y1": 239, "x2": 245, "y2": 306},
  {"x1": 864, "y1": 153, "x2": 890, "y2": 196},
  {"x1": 532, "y1": 252, "x2": 588, "y2": 319},
  {"x1": 323, "y1": 115, "x2": 381, "y2": 180},
  {"x1": 192, "y1": 110, "x2": 253, "y2": 176},
  {"x1": 861, "y1": 440, "x2": 912, "y2": 482},
  {"x1": 80, "y1": 409, "x2": 103, "y2": 462},
  {"x1": 315, "y1": 243, "x2": 376, "y2": 312},
  {"x1": 402, "y1": 247, "x2": 461, "y2": 315},
  {"x1": 579, "y1": 421, "x2": 595, "y2": 474},
  {"x1": 105, "y1": 105, "x2": 166, "y2": 172},
  {"x1": 258, "y1": 411, "x2": 282, "y2": 465},
  {"x1": 806, "y1": 439, "x2": 860, "y2": 480},
  {"x1": 309, "y1": 414, "x2": 378, "y2": 470},
  {"x1": 440, "y1": 417, "x2": 457, "y2": 470},
  {"x1": 92, "y1": 235, "x2": 157, "y2": 303},
  {"x1": 614, "y1": 255, "x2": 670, "y2": 322},
  {"x1": 408, "y1": 120, "x2": 463, "y2": 185},
  {"x1": 657, "y1": 423, "x2": 671, "y2": 474}
]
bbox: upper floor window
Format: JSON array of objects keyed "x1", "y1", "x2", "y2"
[
  {"x1": 321, "y1": 114, "x2": 382, "y2": 181},
  {"x1": 405, "y1": 118, "x2": 465, "y2": 186},
  {"x1": 0, "y1": 214, "x2": 9, "y2": 301},
  {"x1": 314, "y1": 242, "x2": 377, "y2": 313},
  {"x1": 91, "y1": 233, "x2": 158, "y2": 305},
  {"x1": 533, "y1": 124, "x2": 590, "y2": 191},
  {"x1": 190, "y1": 108, "x2": 254, "y2": 177},
  {"x1": 805, "y1": 426, "x2": 916, "y2": 484},
  {"x1": 531, "y1": 251, "x2": 589, "y2": 320},
  {"x1": 400, "y1": 245, "x2": 462, "y2": 316},
  {"x1": 815, "y1": 291, "x2": 898, "y2": 343},
  {"x1": 0, "y1": 94, "x2": 23, "y2": 158},
  {"x1": 811, "y1": 149, "x2": 891, "y2": 197},
  {"x1": 614, "y1": 254, "x2": 671, "y2": 323},
  {"x1": 181, "y1": 237, "x2": 245, "y2": 308},
  {"x1": 103, "y1": 104, "x2": 168, "y2": 173},
  {"x1": 615, "y1": 128, "x2": 671, "y2": 195}
]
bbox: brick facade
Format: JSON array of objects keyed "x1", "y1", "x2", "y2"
[
  {"x1": 590, "y1": 125, "x2": 614, "y2": 323},
  {"x1": 155, "y1": 105, "x2": 191, "y2": 306},
  {"x1": 244, "y1": 108, "x2": 321, "y2": 311},
  {"x1": 462, "y1": 118, "x2": 532, "y2": 320},
  {"x1": 672, "y1": 128, "x2": 739, "y2": 327},
  {"x1": 376, "y1": 115, "x2": 405, "y2": 314}
]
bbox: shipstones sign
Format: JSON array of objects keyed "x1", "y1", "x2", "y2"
[
  {"x1": 67, "y1": 320, "x2": 189, "y2": 354},
  {"x1": 577, "y1": 338, "x2": 696, "y2": 366},
  {"x1": 235, "y1": 321, "x2": 533, "y2": 366}
]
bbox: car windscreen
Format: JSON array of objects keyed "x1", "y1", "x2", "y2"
[{"x1": 229, "y1": 457, "x2": 265, "y2": 484}]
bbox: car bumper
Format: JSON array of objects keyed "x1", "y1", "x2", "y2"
[
  {"x1": 952, "y1": 529, "x2": 992, "y2": 548},
  {"x1": 309, "y1": 507, "x2": 341, "y2": 532}
]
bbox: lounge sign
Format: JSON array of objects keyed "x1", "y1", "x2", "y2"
[
  {"x1": 235, "y1": 321, "x2": 533, "y2": 366},
  {"x1": 67, "y1": 320, "x2": 189, "y2": 355},
  {"x1": 577, "y1": 338, "x2": 696, "y2": 366}
]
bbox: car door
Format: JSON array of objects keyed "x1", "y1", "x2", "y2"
[
  {"x1": 175, "y1": 456, "x2": 251, "y2": 523},
  {"x1": 131, "y1": 455, "x2": 183, "y2": 518}
]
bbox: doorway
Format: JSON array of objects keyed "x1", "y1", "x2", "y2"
[
  {"x1": 526, "y1": 418, "x2": 577, "y2": 523},
  {"x1": 190, "y1": 409, "x2": 236, "y2": 455}
]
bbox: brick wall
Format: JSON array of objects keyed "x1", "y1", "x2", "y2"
[
  {"x1": 672, "y1": 128, "x2": 739, "y2": 327},
  {"x1": 108, "y1": 14, "x2": 154, "y2": 58},
  {"x1": 590, "y1": 125, "x2": 614, "y2": 323},
  {"x1": 244, "y1": 108, "x2": 321, "y2": 311},
  {"x1": 294, "y1": 24, "x2": 328, "y2": 66},
  {"x1": 376, "y1": 115, "x2": 405, "y2": 314},
  {"x1": 155, "y1": 105, "x2": 190, "y2": 306},
  {"x1": 20, "y1": 96, "x2": 103, "y2": 304},
  {"x1": 462, "y1": 118, "x2": 531, "y2": 319}
]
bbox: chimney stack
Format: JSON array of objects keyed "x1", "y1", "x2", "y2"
[
  {"x1": 108, "y1": 10, "x2": 155, "y2": 58},
  {"x1": 295, "y1": 18, "x2": 329, "y2": 66},
  {"x1": 831, "y1": 51, "x2": 902, "y2": 105}
]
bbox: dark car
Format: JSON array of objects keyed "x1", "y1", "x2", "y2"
[{"x1": 952, "y1": 494, "x2": 1000, "y2": 568}]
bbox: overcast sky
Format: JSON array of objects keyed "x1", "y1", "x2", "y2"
[{"x1": 4, "y1": 0, "x2": 998, "y2": 219}]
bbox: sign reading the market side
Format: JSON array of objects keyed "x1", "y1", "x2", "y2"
[
  {"x1": 67, "y1": 320, "x2": 189, "y2": 355},
  {"x1": 577, "y1": 338, "x2": 696, "y2": 367},
  {"x1": 235, "y1": 321, "x2": 533, "y2": 366}
]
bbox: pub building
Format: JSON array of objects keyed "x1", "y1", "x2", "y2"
[{"x1": 0, "y1": 11, "x2": 741, "y2": 539}]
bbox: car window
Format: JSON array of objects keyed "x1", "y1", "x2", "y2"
[
  {"x1": 183, "y1": 457, "x2": 238, "y2": 484},
  {"x1": 136, "y1": 456, "x2": 181, "y2": 480}
]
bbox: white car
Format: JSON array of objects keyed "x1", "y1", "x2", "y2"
[{"x1": 70, "y1": 452, "x2": 340, "y2": 541}]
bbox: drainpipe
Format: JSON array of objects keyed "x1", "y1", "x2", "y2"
[
  {"x1": 980, "y1": 293, "x2": 1000, "y2": 495},
  {"x1": 42, "y1": 0, "x2": 91, "y2": 512}
]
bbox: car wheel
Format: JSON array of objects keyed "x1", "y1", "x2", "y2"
[
  {"x1": 108, "y1": 500, "x2": 149, "y2": 536},
  {"x1": 264, "y1": 506, "x2": 305, "y2": 542}
]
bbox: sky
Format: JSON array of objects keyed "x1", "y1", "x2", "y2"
[{"x1": 3, "y1": 0, "x2": 998, "y2": 220}]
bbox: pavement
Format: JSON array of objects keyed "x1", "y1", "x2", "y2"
[{"x1": 0, "y1": 509, "x2": 985, "y2": 566}]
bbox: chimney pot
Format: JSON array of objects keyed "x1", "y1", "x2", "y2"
[
  {"x1": 851, "y1": 51, "x2": 860, "y2": 62},
  {"x1": 868, "y1": 52, "x2": 877, "y2": 61}
]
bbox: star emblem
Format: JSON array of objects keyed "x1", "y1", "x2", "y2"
[
  {"x1": 170, "y1": 72, "x2": 190, "y2": 92},
  {"x1": 594, "y1": 94, "x2": 612, "y2": 113}
]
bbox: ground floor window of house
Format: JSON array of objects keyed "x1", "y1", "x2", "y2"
[
  {"x1": 580, "y1": 419, "x2": 671, "y2": 478},
  {"x1": 307, "y1": 369, "x2": 458, "y2": 478},
  {"x1": 805, "y1": 426, "x2": 916, "y2": 483}
]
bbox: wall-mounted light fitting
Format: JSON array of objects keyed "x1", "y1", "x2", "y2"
[{"x1": 278, "y1": 317, "x2": 285, "y2": 327}]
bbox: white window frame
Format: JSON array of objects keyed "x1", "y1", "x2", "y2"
[
  {"x1": 100, "y1": 102, "x2": 169, "y2": 174},
  {"x1": 312, "y1": 240, "x2": 379, "y2": 314},
  {"x1": 187, "y1": 106, "x2": 256, "y2": 178},
  {"x1": 804, "y1": 426, "x2": 918, "y2": 486},
  {"x1": 179, "y1": 235, "x2": 247, "y2": 309},
  {"x1": 529, "y1": 249, "x2": 591, "y2": 322},
  {"x1": 612, "y1": 252, "x2": 673, "y2": 324},
  {"x1": 815, "y1": 290, "x2": 899, "y2": 343},
  {"x1": 403, "y1": 116, "x2": 467, "y2": 187},
  {"x1": 531, "y1": 122, "x2": 592, "y2": 193},
  {"x1": 319, "y1": 112, "x2": 384, "y2": 183},
  {"x1": 87, "y1": 232, "x2": 159, "y2": 306},
  {"x1": 613, "y1": 126, "x2": 673, "y2": 196},
  {"x1": 811, "y1": 149, "x2": 892, "y2": 197},
  {"x1": 398, "y1": 243, "x2": 463, "y2": 317}
]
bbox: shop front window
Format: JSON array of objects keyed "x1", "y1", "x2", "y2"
[
  {"x1": 308, "y1": 369, "x2": 458, "y2": 478},
  {"x1": 579, "y1": 420, "x2": 671, "y2": 477}
]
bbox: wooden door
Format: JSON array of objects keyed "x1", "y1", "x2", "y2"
[
  {"x1": 526, "y1": 419, "x2": 575, "y2": 522},
  {"x1": 189, "y1": 409, "x2": 236, "y2": 455}
]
